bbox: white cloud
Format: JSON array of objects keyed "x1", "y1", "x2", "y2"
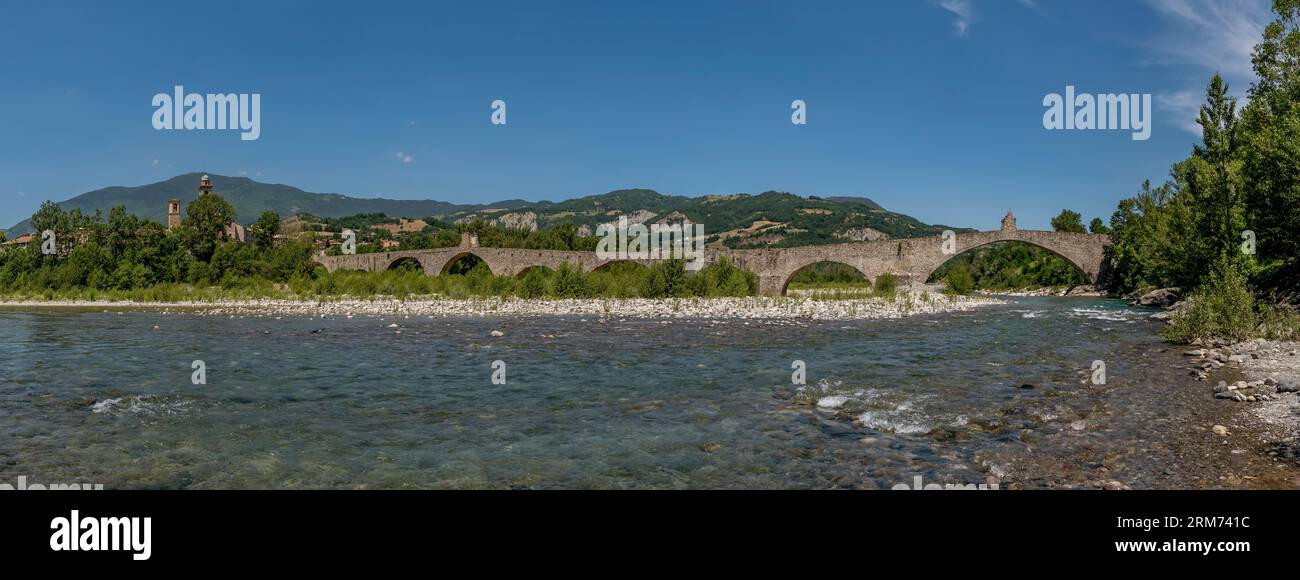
[
  {"x1": 936, "y1": 0, "x2": 975, "y2": 36},
  {"x1": 931, "y1": 0, "x2": 1049, "y2": 37},
  {"x1": 1157, "y1": 89, "x2": 1206, "y2": 135},
  {"x1": 1142, "y1": 0, "x2": 1272, "y2": 134},
  {"x1": 1142, "y1": 0, "x2": 1269, "y2": 79},
  {"x1": 16, "y1": 190, "x2": 26, "y2": 197},
  {"x1": 151, "y1": 158, "x2": 160, "y2": 168},
  {"x1": 395, "y1": 151, "x2": 414, "y2": 164}
]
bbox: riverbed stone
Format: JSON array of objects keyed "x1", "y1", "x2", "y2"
[{"x1": 1134, "y1": 287, "x2": 1181, "y2": 307}]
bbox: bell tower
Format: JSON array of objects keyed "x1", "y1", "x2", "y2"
[
  {"x1": 167, "y1": 198, "x2": 182, "y2": 230},
  {"x1": 198, "y1": 174, "x2": 214, "y2": 196}
]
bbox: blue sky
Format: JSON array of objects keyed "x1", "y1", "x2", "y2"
[{"x1": 0, "y1": 0, "x2": 1277, "y2": 231}]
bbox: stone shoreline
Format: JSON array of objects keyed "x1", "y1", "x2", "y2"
[
  {"x1": 1181, "y1": 339, "x2": 1300, "y2": 467},
  {"x1": 0, "y1": 292, "x2": 1006, "y2": 321}
]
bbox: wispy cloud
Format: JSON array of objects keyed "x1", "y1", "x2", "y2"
[
  {"x1": 395, "y1": 151, "x2": 414, "y2": 164},
  {"x1": 935, "y1": 0, "x2": 975, "y2": 37},
  {"x1": 1157, "y1": 89, "x2": 1206, "y2": 135},
  {"x1": 1142, "y1": 0, "x2": 1272, "y2": 134},
  {"x1": 151, "y1": 158, "x2": 160, "y2": 168},
  {"x1": 1142, "y1": 0, "x2": 1269, "y2": 79},
  {"x1": 931, "y1": 0, "x2": 1047, "y2": 37}
]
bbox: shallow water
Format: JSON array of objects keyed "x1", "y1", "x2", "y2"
[{"x1": 0, "y1": 297, "x2": 1238, "y2": 489}]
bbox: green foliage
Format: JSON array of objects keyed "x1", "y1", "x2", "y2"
[
  {"x1": 1162, "y1": 257, "x2": 1257, "y2": 342},
  {"x1": 181, "y1": 194, "x2": 237, "y2": 261},
  {"x1": 1106, "y1": 3, "x2": 1300, "y2": 303},
  {"x1": 552, "y1": 262, "x2": 590, "y2": 298},
  {"x1": 944, "y1": 263, "x2": 974, "y2": 295},
  {"x1": 788, "y1": 262, "x2": 870, "y2": 288},
  {"x1": 252, "y1": 210, "x2": 281, "y2": 249},
  {"x1": 1089, "y1": 218, "x2": 1110, "y2": 234},
  {"x1": 1050, "y1": 209, "x2": 1086, "y2": 233},
  {"x1": 873, "y1": 272, "x2": 898, "y2": 295},
  {"x1": 688, "y1": 257, "x2": 758, "y2": 297},
  {"x1": 930, "y1": 242, "x2": 1087, "y2": 290},
  {"x1": 644, "y1": 259, "x2": 689, "y2": 298}
]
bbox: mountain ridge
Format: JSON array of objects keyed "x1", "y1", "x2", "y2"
[{"x1": 4, "y1": 174, "x2": 966, "y2": 247}]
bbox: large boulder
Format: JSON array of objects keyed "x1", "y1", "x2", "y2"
[{"x1": 1134, "y1": 287, "x2": 1181, "y2": 307}]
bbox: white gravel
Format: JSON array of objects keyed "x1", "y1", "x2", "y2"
[{"x1": 0, "y1": 292, "x2": 1004, "y2": 321}]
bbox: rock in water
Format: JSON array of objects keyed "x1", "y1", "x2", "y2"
[{"x1": 1133, "y1": 287, "x2": 1181, "y2": 307}]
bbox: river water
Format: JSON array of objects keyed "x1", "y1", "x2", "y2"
[{"x1": 0, "y1": 297, "x2": 1286, "y2": 489}]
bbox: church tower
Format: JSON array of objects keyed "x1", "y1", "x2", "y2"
[
  {"x1": 167, "y1": 198, "x2": 182, "y2": 230},
  {"x1": 198, "y1": 174, "x2": 214, "y2": 196}
]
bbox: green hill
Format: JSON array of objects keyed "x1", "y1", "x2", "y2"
[
  {"x1": 5, "y1": 174, "x2": 965, "y2": 247},
  {"x1": 4, "y1": 173, "x2": 517, "y2": 234}
]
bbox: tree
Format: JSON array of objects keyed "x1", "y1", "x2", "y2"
[
  {"x1": 180, "y1": 194, "x2": 236, "y2": 261},
  {"x1": 252, "y1": 210, "x2": 281, "y2": 249},
  {"x1": 1050, "y1": 209, "x2": 1086, "y2": 233},
  {"x1": 1088, "y1": 218, "x2": 1110, "y2": 234},
  {"x1": 1186, "y1": 74, "x2": 1246, "y2": 267},
  {"x1": 944, "y1": 263, "x2": 974, "y2": 295},
  {"x1": 1241, "y1": 0, "x2": 1300, "y2": 288}
]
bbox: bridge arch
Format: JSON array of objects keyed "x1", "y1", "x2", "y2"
[
  {"x1": 440, "y1": 251, "x2": 494, "y2": 276},
  {"x1": 386, "y1": 256, "x2": 425, "y2": 271},
  {"x1": 918, "y1": 232, "x2": 1104, "y2": 286},
  {"x1": 514, "y1": 264, "x2": 555, "y2": 279},
  {"x1": 780, "y1": 260, "x2": 871, "y2": 296}
]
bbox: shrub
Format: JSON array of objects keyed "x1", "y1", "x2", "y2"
[
  {"x1": 873, "y1": 273, "x2": 898, "y2": 296},
  {"x1": 944, "y1": 264, "x2": 974, "y2": 295},
  {"x1": 644, "y1": 259, "x2": 688, "y2": 298},
  {"x1": 520, "y1": 267, "x2": 551, "y2": 298},
  {"x1": 1162, "y1": 257, "x2": 1256, "y2": 342},
  {"x1": 552, "y1": 262, "x2": 590, "y2": 298}
]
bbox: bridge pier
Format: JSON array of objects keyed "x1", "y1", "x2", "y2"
[{"x1": 758, "y1": 275, "x2": 785, "y2": 297}]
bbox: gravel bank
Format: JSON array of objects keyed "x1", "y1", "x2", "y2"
[{"x1": 0, "y1": 292, "x2": 1005, "y2": 321}]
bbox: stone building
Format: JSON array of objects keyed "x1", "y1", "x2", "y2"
[
  {"x1": 165, "y1": 174, "x2": 249, "y2": 243},
  {"x1": 167, "y1": 198, "x2": 182, "y2": 230}
]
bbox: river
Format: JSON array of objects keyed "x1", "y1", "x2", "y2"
[{"x1": 1, "y1": 296, "x2": 1291, "y2": 489}]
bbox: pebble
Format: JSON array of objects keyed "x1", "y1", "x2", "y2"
[{"x1": 1212, "y1": 425, "x2": 1230, "y2": 437}]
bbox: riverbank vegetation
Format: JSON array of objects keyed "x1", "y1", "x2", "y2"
[
  {"x1": 0, "y1": 198, "x2": 757, "y2": 301},
  {"x1": 1104, "y1": 1, "x2": 1300, "y2": 342}
]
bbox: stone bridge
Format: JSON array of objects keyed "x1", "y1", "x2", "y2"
[{"x1": 313, "y1": 217, "x2": 1111, "y2": 296}]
